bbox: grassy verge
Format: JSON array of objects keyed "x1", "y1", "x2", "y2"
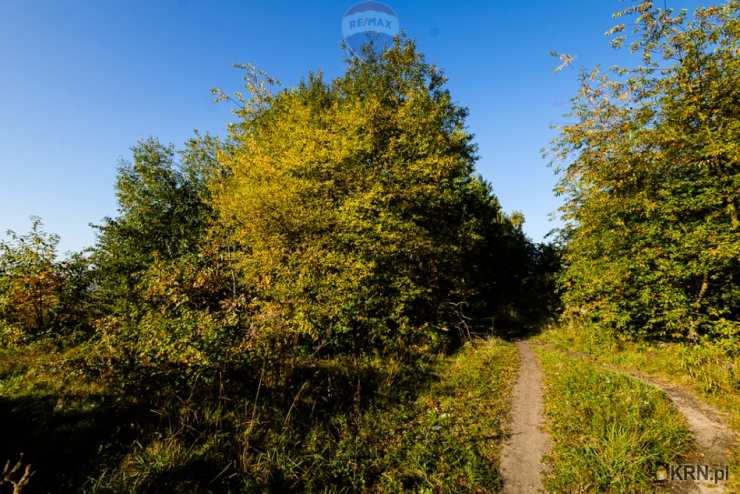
[
  {"x1": 536, "y1": 346, "x2": 693, "y2": 493},
  {"x1": 356, "y1": 337, "x2": 519, "y2": 493},
  {"x1": 234, "y1": 337, "x2": 520, "y2": 493},
  {"x1": 536, "y1": 323, "x2": 740, "y2": 492},
  {"x1": 536, "y1": 323, "x2": 740, "y2": 429},
  {"x1": 0, "y1": 338, "x2": 518, "y2": 493}
]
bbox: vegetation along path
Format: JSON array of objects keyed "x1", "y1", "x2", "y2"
[
  {"x1": 564, "y1": 349, "x2": 738, "y2": 493},
  {"x1": 500, "y1": 340, "x2": 549, "y2": 493},
  {"x1": 619, "y1": 369, "x2": 736, "y2": 493}
]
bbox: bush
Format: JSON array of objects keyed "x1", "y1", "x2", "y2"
[
  {"x1": 0, "y1": 218, "x2": 95, "y2": 345},
  {"x1": 211, "y1": 40, "x2": 536, "y2": 371}
]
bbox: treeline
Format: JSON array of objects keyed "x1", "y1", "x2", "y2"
[
  {"x1": 0, "y1": 40, "x2": 557, "y2": 493},
  {"x1": 553, "y1": 1, "x2": 739, "y2": 350}
]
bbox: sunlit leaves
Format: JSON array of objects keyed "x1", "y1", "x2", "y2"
[
  {"x1": 212, "y1": 39, "x2": 531, "y2": 361},
  {"x1": 553, "y1": 1, "x2": 739, "y2": 341}
]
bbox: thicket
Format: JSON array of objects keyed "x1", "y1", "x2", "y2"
[{"x1": 0, "y1": 40, "x2": 556, "y2": 493}]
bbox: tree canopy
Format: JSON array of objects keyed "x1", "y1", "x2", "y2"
[
  {"x1": 210, "y1": 41, "x2": 542, "y2": 365},
  {"x1": 553, "y1": 1, "x2": 739, "y2": 343}
]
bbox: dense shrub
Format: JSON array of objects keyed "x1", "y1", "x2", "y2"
[
  {"x1": 0, "y1": 218, "x2": 95, "y2": 345},
  {"x1": 210, "y1": 41, "x2": 539, "y2": 371}
]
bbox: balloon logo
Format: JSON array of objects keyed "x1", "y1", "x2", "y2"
[{"x1": 342, "y1": 2, "x2": 399, "y2": 58}]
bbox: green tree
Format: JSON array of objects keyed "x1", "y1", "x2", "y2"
[
  {"x1": 85, "y1": 134, "x2": 247, "y2": 385},
  {"x1": 93, "y1": 134, "x2": 222, "y2": 315},
  {"x1": 553, "y1": 1, "x2": 739, "y2": 342},
  {"x1": 0, "y1": 217, "x2": 94, "y2": 343},
  {"x1": 0, "y1": 217, "x2": 61, "y2": 339},
  {"x1": 212, "y1": 40, "x2": 531, "y2": 365}
]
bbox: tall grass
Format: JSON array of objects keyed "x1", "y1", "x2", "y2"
[
  {"x1": 537, "y1": 323, "x2": 740, "y2": 429},
  {"x1": 359, "y1": 338, "x2": 519, "y2": 493},
  {"x1": 537, "y1": 347, "x2": 693, "y2": 493},
  {"x1": 537, "y1": 323, "x2": 740, "y2": 491}
]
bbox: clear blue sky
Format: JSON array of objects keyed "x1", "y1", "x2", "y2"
[{"x1": 0, "y1": 0, "x2": 706, "y2": 254}]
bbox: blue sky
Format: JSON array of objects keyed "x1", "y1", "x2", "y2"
[{"x1": 0, "y1": 0, "x2": 706, "y2": 253}]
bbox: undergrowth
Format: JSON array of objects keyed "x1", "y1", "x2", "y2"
[{"x1": 0, "y1": 338, "x2": 518, "y2": 493}]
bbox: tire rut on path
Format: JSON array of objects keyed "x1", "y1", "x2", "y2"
[{"x1": 500, "y1": 341, "x2": 549, "y2": 494}]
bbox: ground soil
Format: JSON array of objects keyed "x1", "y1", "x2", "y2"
[{"x1": 500, "y1": 341, "x2": 550, "y2": 494}]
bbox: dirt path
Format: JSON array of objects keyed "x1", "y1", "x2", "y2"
[{"x1": 500, "y1": 341, "x2": 549, "y2": 494}]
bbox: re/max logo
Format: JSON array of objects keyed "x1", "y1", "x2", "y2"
[
  {"x1": 656, "y1": 464, "x2": 730, "y2": 483},
  {"x1": 347, "y1": 17, "x2": 393, "y2": 31}
]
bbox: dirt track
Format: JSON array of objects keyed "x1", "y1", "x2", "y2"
[
  {"x1": 626, "y1": 372, "x2": 736, "y2": 494},
  {"x1": 500, "y1": 341, "x2": 549, "y2": 493}
]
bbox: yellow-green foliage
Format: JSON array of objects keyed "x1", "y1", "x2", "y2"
[
  {"x1": 553, "y1": 1, "x2": 740, "y2": 341},
  {"x1": 0, "y1": 218, "x2": 89, "y2": 343},
  {"x1": 212, "y1": 40, "x2": 525, "y2": 364},
  {"x1": 537, "y1": 346, "x2": 693, "y2": 493},
  {"x1": 1, "y1": 40, "x2": 543, "y2": 493}
]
